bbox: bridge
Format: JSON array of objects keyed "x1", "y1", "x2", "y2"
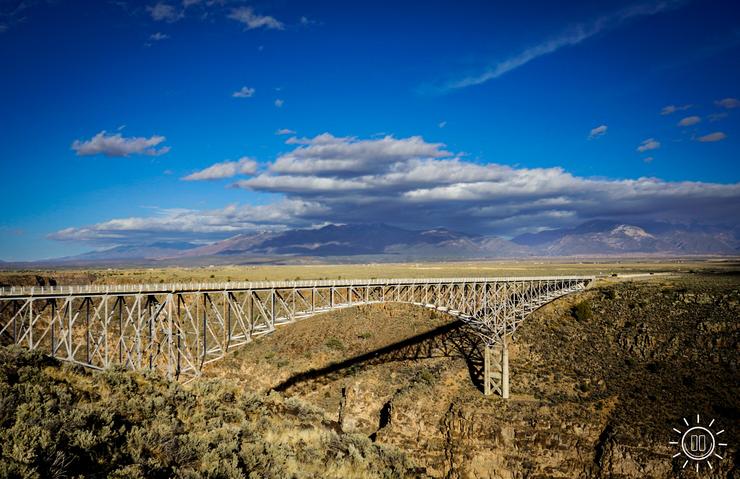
[{"x1": 0, "y1": 276, "x2": 593, "y2": 398}]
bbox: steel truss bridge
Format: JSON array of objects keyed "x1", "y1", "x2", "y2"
[{"x1": 0, "y1": 276, "x2": 592, "y2": 398}]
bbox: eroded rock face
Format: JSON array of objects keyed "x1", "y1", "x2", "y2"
[{"x1": 207, "y1": 275, "x2": 739, "y2": 478}]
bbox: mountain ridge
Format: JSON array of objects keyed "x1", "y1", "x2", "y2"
[{"x1": 4, "y1": 221, "x2": 739, "y2": 266}]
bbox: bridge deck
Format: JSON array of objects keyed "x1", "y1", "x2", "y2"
[{"x1": 0, "y1": 275, "x2": 595, "y2": 299}]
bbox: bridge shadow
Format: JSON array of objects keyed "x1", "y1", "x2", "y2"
[{"x1": 273, "y1": 319, "x2": 486, "y2": 394}]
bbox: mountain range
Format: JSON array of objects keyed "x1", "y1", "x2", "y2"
[{"x1": 10, "y1": 220, "x2": 736, "y2": 267}]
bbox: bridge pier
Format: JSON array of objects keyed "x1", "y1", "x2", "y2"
[{"x1": 483, "y1": 337, "x2": 509, "y2": 398}]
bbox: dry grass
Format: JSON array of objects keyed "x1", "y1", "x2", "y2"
[{"x1": 1, "y1": 258, "x2": 738, "y2": 287}]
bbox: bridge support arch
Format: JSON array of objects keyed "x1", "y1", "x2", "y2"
[{"x1": 0, "y1": 276, "x2": 592, "y2": 398}]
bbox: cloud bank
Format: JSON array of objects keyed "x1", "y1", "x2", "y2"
[{"x1": 55, "y1": 132, "x2": 740, "y2": 246}]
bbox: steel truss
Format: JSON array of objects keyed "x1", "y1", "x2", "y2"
[{"x1": 0, "y1": 276, "x2": 592, "y2": 397}]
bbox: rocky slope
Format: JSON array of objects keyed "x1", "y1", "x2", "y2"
[{"x1": 206, "y1": 274, "x2": 740, "y2": 478}]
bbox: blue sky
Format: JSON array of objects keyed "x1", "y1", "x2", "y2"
[{"x1": 1, "y1": 0, "x2": 739, "y2": 260}]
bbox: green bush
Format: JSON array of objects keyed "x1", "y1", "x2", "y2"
[
  {"x1": 325, "y1": 337, "x2": 345, "y2": 351},
  {"x1": 571, "y1": 301, "x2": 593, "y2": 322}
]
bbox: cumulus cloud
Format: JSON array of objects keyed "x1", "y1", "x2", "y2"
[
  {"x1": 588, "y1": 124, "x2": 607, "y2": 139},
  {"x1": 72, "y1": 131, "x2": 170, "y2": 157},
  {"x1": 677, "y1": 115, "x2": 700, "y2": 127},
  {"x1": 697, "y1": 132, "x2": 727, "y2": 142},
  {"x1": 431, "y1": 0, "x2": 687, "y2": 92},
  {"x1": 182, "y1": 157, "x2": 258, "y2": 181},
  {"x1": 55, "y1": 132, "x2": 740, "y2": 245},
  {"x1": 636, "y1": 138, "x2": 660, "y2": 152},
  {"x1": 438, "y1": 121, "x2": 447, "y2": 128},
  {"x1": 715, "y1": 97, "x2": 739, "y2": 109},
  {"x1": 228, "y1": 7, "x2": 283, "y2": 30},
  {"x1": 276, "y1": 128, "x2": 296, "y2": 135},
  {"x1": 274, "y1": 99, "x2": 284, "y2": 108},
  {"x1": 271, "y1": 133, "x2": 452, "y2": 175},
  {"x1": 147, "y1": 3, "x2": 183, "y2": 22},
  {"x1": 232, "y1": 86, "x2": 255, "y2": 98},
  {"x1": 660, "y1": 104, "x2": 692, "y2": 115}
]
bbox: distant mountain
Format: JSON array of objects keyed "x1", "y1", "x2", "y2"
[
  {"x1": 513, "y1": 220, "x2": 740, "y2": 255},
  {"x1": 170, "y1": 223, "x2": 528, "y2": 259},
  {"x1": 16, "y1": 221, "x2": 738, "y2": 267},
  {"x1": 61, "y1": 241, "x2": 200, "y2": 262}
]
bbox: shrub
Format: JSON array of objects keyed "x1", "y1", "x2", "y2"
[
  {"x1": 571, "y1": 301, "x2": 593, "y2": 322},
  {"x1": 325, "y1": 337, "x2": 345, "y2": 351},
  {"x1": 0, "y1": 346, "x2": 418, "y2": 478}
]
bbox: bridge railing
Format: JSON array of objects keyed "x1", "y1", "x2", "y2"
[{"x1": 0, "y1": 276, "x2": 594, "y2": 298}]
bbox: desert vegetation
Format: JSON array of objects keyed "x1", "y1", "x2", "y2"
[{"x1": 0, "y1": 347, "x2": 416, "y2": 478}]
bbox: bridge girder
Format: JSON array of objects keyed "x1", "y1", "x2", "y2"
[{"x1": 0, "y1": 276, "x2": 592, "y2": 397}]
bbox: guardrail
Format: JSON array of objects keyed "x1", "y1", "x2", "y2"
[{"x1": 0, "y1": 275, "x2": 595, "y2": 297}]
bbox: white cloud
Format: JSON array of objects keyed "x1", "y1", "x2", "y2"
[
  {"x1": 697, "y1": 132, "x2": 727, "y2": 143},
  {"x1": 72, "y1": 131, "x2": 170, "y2": 157},
  {"x1": 271, "y1": 133, "x2": 452, "y2": 175},
  {"x1": 150, "y1": 32, "x2": 170, "y2": 41},
  {"x1": 434, "y1": 1, "x2": 686, "y2": 92},
  {"x1": 715, "y1": 98, "x2": 739, "y2": 109},
  {"x1": 637, "y1": 138, "x2": 660, "y2": 152},
  {"x1": 182, "y1": 0, "x2": 201, "y2": 7},
  {"x1": 147, "y1": 3, "x2": 183, "y2": 22},
  {"x1": 182, "y1": 157, "x2": 258, "y2": 181},
  {"x1": 0, "y1": 24, "x2": 8, "y2": 33},
  {"x1": 588, "y1": 124, "x2": 607, "y2": 139},
  {"x1": 274, "y1": 98, "x2": 284, "y2": 108},
  {"x1": 232, "y1": 86, "x2": 255, "y2": 98},
  {"x1": 438, "y1": 121, "x2": 447, "y2": 128},
  {"x1": 677, "y1": 115, "x2": 700, "y2": 127},
  {"x1": 660, "y1": 104, "x2": 692, "y2": 115},
  {"x1": 643, "y1": 156, "x2": 654, "y2": 163},
  {"x1": 228, "y1": 7, "x2": 283, "y2": 30},
  {"x1": 276, "y1": 128, "x2": 296, "y2": 135}
]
